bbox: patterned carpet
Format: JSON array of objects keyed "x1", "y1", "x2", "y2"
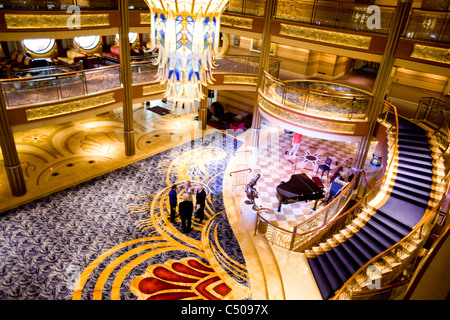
[{"x1": 0, "y1": 131, "x2": 250, "y2": 300}]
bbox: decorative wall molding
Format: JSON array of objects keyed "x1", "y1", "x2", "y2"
[
  {"x1": 223, "y1": 75, "x2": 257, "y2": 85},
  {"x1": 143, "y1": 83, "x2": 167, "y2": 95},
  {"x1": 4, "y1": 13, "x2": 110, "y2": 29},
  {"x1": 258, "y1": 97, "x2": 356, "y2": 134},
  {"x1": 279, "y1": 23, "x2": 371, "y2": 50},
  {"x1": 221, "y1": 15, "x2": 254, "y2": 30},
  {"x1": 410, "y1": 44, "x2": 450, "y2": 65},
  {"x1": 26, "y1": 93, "x2": 116, "y2": 121}
]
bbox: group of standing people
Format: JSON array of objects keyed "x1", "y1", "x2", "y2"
[{"x1": 168, "y1": 180, "x2": 207, "y2": 233}]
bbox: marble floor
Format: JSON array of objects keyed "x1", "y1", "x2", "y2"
[{"x1": 0, "y1": 102, "x2": 378, "y2": 300}]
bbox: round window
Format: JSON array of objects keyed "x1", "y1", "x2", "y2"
[
  {"x1": 74, "y1": 35, "x2": 100, "y2": 50},
  {"x1": 23, "y1": 38, "x2": 55, "y2": 54},
  {"x1": 116, "y1": 32, "x2": 138, "y2": 44}
]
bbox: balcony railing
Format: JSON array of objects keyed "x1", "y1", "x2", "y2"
[
  {"x1": 260, "y1": 71, "x2": 371, "y2": 121},
  {"x1": 0, "y1": 55, "x2": 280, "y2": 109},
  {"x1": 254, "y1": 101, "x2": 398, "y2": 253},
  {"x1": 225, "y1": 0, "x2": 450, "y2": 44}
]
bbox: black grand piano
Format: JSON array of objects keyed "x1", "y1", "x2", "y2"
[{"x1": 276, "y1": 173, "x2": 325, "y2": 212}]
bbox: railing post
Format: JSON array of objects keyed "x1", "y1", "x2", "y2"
[{"x1": 289, "y1": 226, "x2": 297, "y2": 251}]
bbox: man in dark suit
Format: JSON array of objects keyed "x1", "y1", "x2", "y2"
[
  {"x1": 168, "y1": 184, "x2": 178, "y2": 223},
  {"x1": 179, "y1": 194, "x2": 194, "y2": 233},
  {"x1": 195, "y1": 185, "x2": 207, "y2": 223}
]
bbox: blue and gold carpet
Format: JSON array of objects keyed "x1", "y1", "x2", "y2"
[{"x1": 0, "y1": 131, "x2": 251, "y2": 300}]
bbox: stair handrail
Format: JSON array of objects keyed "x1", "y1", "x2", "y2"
[
  {"x1": 289, "y1": 101, "x2": 399, "y2": 252},
  {"x1": 332, "y1": 169, "x2": 450, "y2": 299},
  {"x1": 332, "y1": 106, "x2": 450, "y2": 300}
]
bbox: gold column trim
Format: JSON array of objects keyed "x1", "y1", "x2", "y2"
[
  {"x1": 410, "y1": 44, "x2": 450, "y2": 65},
  {"x1": 259, "y1": 97, "x2": 355, "y2": 134},
  {"x1": 223, "y1": 75, "x2": 257, "y2": 85},
  {"x1": 140, "y1": 13, "x2": 152, "y2": 25},
  {"x1": 279, "y1": 23, "x2": 371, "y2": 49},
  {"x1": 221, "y1": 15, "x2": 254, "y2": 29},
  {"x1": 143, "y1": 83, "x2": 167, "y2": 95},
  {"x1": 4, "y1": 14, "x2": 110, "y2": 29},
  {"x1": 26, "y1": 93, "x2": 116, "y2": 121}
]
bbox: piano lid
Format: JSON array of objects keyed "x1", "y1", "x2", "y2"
[{"x1": 276, "y1": 173, "x2": 322, "y2": 198}]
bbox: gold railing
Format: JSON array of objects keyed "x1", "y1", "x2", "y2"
[
  {"x1": 415, "y1": 97, "x2": 450, "y2": 153},
  {"x1": 333, "y1": 170, "x2": 450, "y2": 299},
  {"x1": 331, "y1": 102, "x2": 450, "y2": 299},
  {"x1": 261, "y1": 71, "x2": 371, "y2": 120},
  {"x1": 254, "y1": 101, "x2": 398, "y2": 252},
  {"x1": 0, "y1": 55, "x2": 280, "y2": 109}
]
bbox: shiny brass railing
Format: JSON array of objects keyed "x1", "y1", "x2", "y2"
[
  {"x1": 0, "y1": 55, "x2": 280, "y2": 109},
  {"x1": 261, "y1": 71, "x2": 371, "y2": 120},
  {"x1": 254, "y1": 101, "x2": 398, "y2": 252}
]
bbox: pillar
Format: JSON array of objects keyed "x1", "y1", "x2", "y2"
[
  {"x1": 119, "y1": 0, "x2": 136, "y2": 157},
  {"x1": 0, "y1": 89, "x2": 27, "y2": 197},
  {"x1": 352, "y1": 0, "x2": 413, "y2": 174},
  {"x1": 249, "y1": 0, "x2": 278, "y2": 149},
  {"x1": 199, "y1": 86, "x2": 209, "y2": 130}
]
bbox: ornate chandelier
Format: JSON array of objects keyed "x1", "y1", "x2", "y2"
[{"x1": 144, "y1": 0, "x2": 228, "y2": 115}]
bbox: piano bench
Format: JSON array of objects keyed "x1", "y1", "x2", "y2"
[{"x1": 312, "y1": 177, "x2": 324, "y2": 189}]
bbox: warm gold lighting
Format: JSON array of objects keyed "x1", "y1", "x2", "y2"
[{"x1": 144, "y1": 0, "x2": 229, "y2": 115}]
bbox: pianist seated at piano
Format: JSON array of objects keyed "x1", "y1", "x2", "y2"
[{"x1": 276, "y1": 173, "x2": 325, "y2": 212}]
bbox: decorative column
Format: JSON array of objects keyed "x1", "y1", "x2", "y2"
[
  {"x1": 198, "y1": 86, "x2": 209, "y2": 130},
  {"x1": 0, "y1": 89, "x2": 26, "y2": 197},
  {"x1": 249, "y1": 0, "x2": 278, "y2": 149},
  {"x1": 352, "y1": 0, "x2": 413, "y2": 174},
  {"x1": 119, "y1": 0, "x2": 136, "y2": 157}
]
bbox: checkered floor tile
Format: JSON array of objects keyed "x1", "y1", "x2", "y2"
[{"x1": 241, "y1": 132, "x2": 357, "y2": 230}]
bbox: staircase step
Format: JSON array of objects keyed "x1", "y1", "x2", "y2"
[
  {"x1": 392, "y1": 183, "x2": 432, "y2": 200},
  {"x1": 389, "y1": 189, "x2": 430, "y2": 208},
  {"x1": 340, "y1": 241, "x2": 368, "y2": 267},
  {"x1": 397, "y1": 137, "x2": 429, "y2": 147},
  {"x1": 395, "y1": 170, "x2": 434, "y2": 184},
  {"x1": 366, "y1": 212, "x2": 407, "y2": 241},
  {"x1": 398, "y1": 145, "x2": 431, "y2": 154},
  {"x1": 395, "y1": 162, "x2": 434, "y2": 175},
  {"x1": 352, "y1": 228, "x2": 388, "y2": 255},
  {"x1": 332, "y1": 245, "x2": 360, "y2": 274},
  {"x1": 346, "y1": 236, "x2": 377, "y2": 262},
  {"x1": 316, "y1": 254, "x2": 343, "y2": 291},
  {"x1": 396, "y1": 149, "x2": 433, "y2": 160},
  {"x1": 398, "y1": 158, "x2": 434, "y2": 169},
  {"x1": 358, "y1": 224, "x2": 395, "y2": 250},
  {"x1": 323, "y1": 250, "x2": 352, "y2": 284},
  {"x1": 396, "y1": 166, "x2": 434, "y2": 179},
  {"x1": 393, "y1": 174, "x2": 434, "y2": 190},
  {"x1": 307, "y1": 257, "x2": 334, "y2": 300}
]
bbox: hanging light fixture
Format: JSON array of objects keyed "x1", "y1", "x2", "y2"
[{"x1": 144, "y1": 0, "x2": 228, "y2": 115}]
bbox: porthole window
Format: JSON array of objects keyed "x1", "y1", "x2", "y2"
[
  {"x1": 23, "y1": 38, "x2": 55, "y2": 55},
  {"x1": 74, "y1": 35, "x2": 100, "y2": 50},
  {"x1": 116, "y1": 32, "x2": 138, "y2": 44}
]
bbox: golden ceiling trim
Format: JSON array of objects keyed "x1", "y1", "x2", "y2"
[
  {"x1": 223, "y1": 75, "x2": 257, "y2": 85},
  {"x1": 259, "y1": 97, "x2": 355, "y2": 134},
  {"x1": 410, "y1": 44, "x2": 450, "y2": 65},
  {"x1": 4, "y1": 14, "x2": 110, "y2": 29},
  {"x1": 143, "y1": 83, "x2": 167, "y2": 95},
  {"x1": 221, "y1": 15, "x2": 253, "y2": 30},
  {"x1": 26, "y1": 93, "x2": 116, "y2": 121},
  {"x1": 279, "y1": 23, "x2": 371, "y2": 50}
]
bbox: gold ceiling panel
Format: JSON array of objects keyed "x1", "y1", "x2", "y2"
[{"x1": 279, "y1": 23, "x2": 371, "y2": 50}]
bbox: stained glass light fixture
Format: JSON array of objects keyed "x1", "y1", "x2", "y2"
[{"x1": 144, "y1": 0, "x2": 228, "y2": 114}]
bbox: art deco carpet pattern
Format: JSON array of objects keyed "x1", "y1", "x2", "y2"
[{"x1": 0, "y1": 131, "x2": 251, "y2": 300}]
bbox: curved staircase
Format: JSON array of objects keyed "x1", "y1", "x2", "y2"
[{"x1": 305, "y1": 117, "x2": 442, "y2": 300}]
